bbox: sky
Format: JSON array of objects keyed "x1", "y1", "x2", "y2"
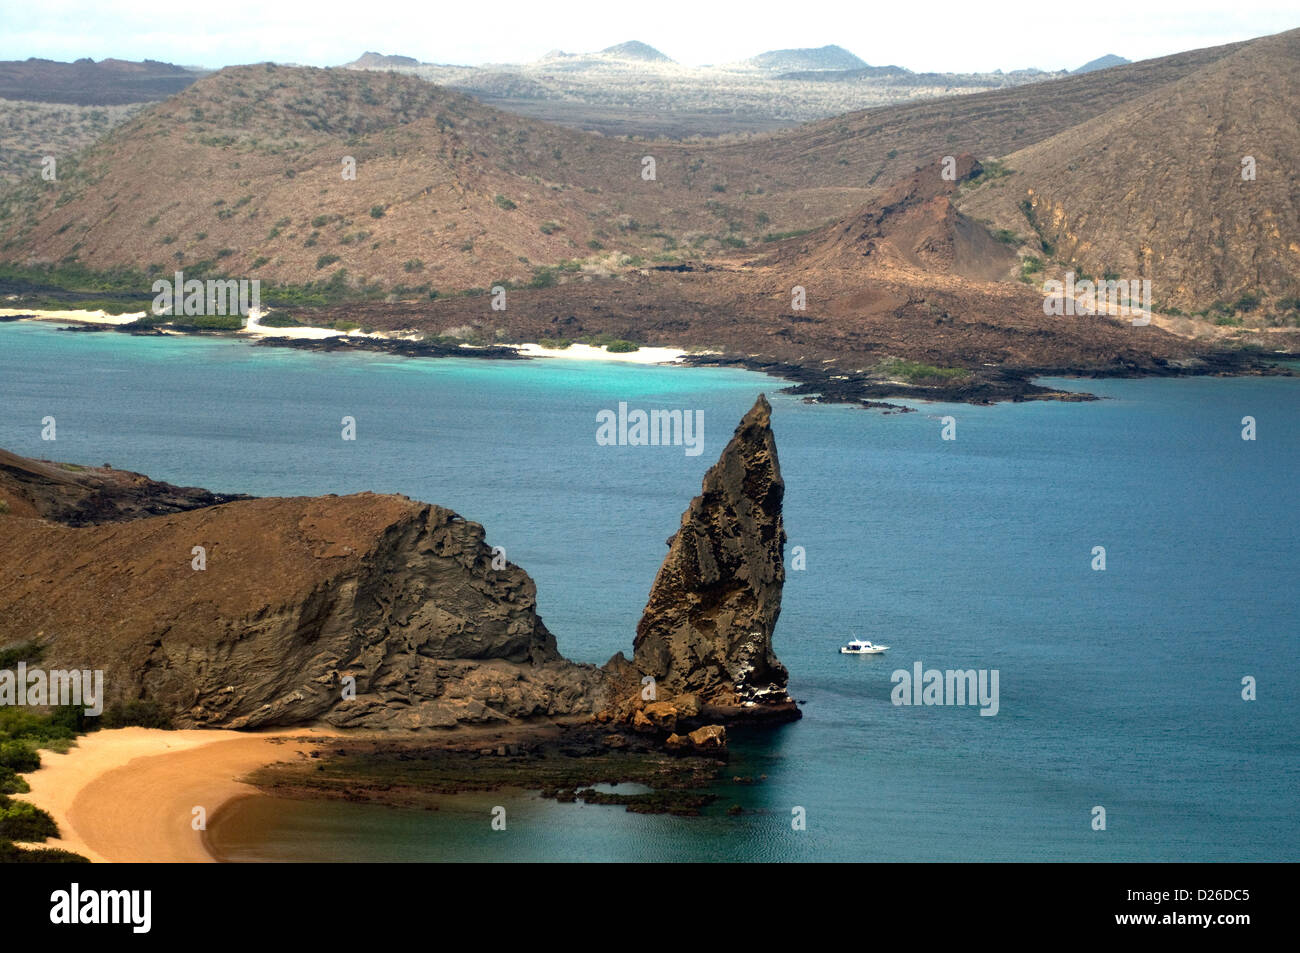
[{"x1": 0, "y1": 0, "x2": 1296, "y2": 73}]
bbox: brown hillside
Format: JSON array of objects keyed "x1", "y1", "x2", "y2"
[
  {"x1": 959, "y1": 28, "x2": 1300, "y2": 314},
  {"x1": 757, "y1": 154, "x2": 1017, "y2": 282},
  {"x1": 0, "y1": 32, "x2": 1269, "y2": 294}
]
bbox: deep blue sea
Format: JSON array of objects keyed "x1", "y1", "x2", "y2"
[{"x1": 1, "y1": 321, "x2": 1296, "y2": 861}]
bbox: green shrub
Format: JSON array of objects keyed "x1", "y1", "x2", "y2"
[
  {"x1": 99, "y1": 700, "x2": 173, "y2": 730},
  {"x1": 164, "y1": 315, "x2": 245, "y2": 331},
  {"x1": 0, "y1": 795, "x2": 58, "y2": 841},
  {"x1": 0, "y1": 840, "x2": 89, "y2": 863},
  {"x1": 316, "y1": 254, "x2": 340, "y2": 269},
  {"x1": 369, "y1": 205, "x2": 386, "y2": 218},
  {"x1": 879, "y1": 358, "x2": 971, "y2": 383},
  {"x1": 0, "y1": 741, "x2": 40, "y2": 774},
  {"x1": 1232, "y1": 293, "x2": 1260, "y2": 313},
  {"x1": 967, "y1": 160, "x2": 1013, "y2": 186},
  {"x1": 258, "y1": 311, "x2": 301, "y2": 328},
  {"x1": 0, "y1": 767, "x2": 30, "y2": 794},
  {"x1": 604, "y1": 339, "x2": 639, "y2": 353},
  {"x1": 493, "y1": 195, "x2": 516, "y2": 211},
  {"x1": 0, "y1": 642, "x2": 42, "y2": 668},
  {"x1": 0, "y1": 705, "x2": 79, "y2": 743},
  {"x1": 528, "y1": 266, "x2": 560, "y2": 289}
]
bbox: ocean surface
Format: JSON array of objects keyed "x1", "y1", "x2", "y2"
[{"x1": 2, "y1": 321, "x2": 1296, "y2": 862}]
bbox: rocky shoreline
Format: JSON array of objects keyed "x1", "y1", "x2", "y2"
[
  {"x1": 9, "y1": 309, "x2": 1295, "y2": 407},
  {"x1": 239, "y1": 721, "x2": 741, "y2": 817},
  {"x1": 1, "y1": 395, "x2": 801, "y2": 819},
  {"x1": 682, "y1": 348, "x2": 1295, "y2": 408}
]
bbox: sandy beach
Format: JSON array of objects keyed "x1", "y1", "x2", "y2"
[
  {"x1": 2, "y1": 307, "x2": 692, "y2": 363},
  {"x1": 14, "y1": 727, "x2": 334, "y2": 863},
  {"x1": 514, "y1": 342, "x2": 687, "y2": 364},
  {"x1": 0, "y1": 306, "x2": 145, "y2": 325}
]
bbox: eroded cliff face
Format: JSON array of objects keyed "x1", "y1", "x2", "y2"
[
  {"x1": 617, "y1": 394, "x2": 797, "y2": 722},
  {"x1": 0, "y1": 493, "x2": 598, "y2": 729},
  {"x1": 0, "y1": 394, "x2": 796, "y2": 733},
  {"x1": 0, "y1": 448, "x2": 250, "y2": 525}
]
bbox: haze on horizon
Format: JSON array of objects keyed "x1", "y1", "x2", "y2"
[{"x1": 2, "y1": 0, "x2": 1296, "y2": 74}]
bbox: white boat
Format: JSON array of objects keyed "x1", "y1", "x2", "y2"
[{"x1": 840, "y1": 638, "x2": 889, "y2": 655}]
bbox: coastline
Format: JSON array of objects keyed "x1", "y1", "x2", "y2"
[
  {"x1": 0, "y1": 308, "x2": 689, "y2": 365},
  {"x1": 14, "y1": 727, "x2": 335, "y2": 863},
  {"x1": 3, "y1": 306, "x2": 1293, "y2": 406}
]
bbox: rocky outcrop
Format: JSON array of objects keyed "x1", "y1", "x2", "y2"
[
  {"x1": 0, "y1": 492, "x2": 598, "y2": 729},
  {"x1": 606, "y1": 394, "x2": 798, "y2": 723},
  {"x1": 0, "y1": 449, "x2": 249, "y2": 526},
  {"x1": 0, "y1": 395, "x2": 798, "y2": 734}
]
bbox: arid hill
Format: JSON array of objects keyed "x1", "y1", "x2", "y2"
[
  {"x1": 0, "y1": 448, "x2": 248, "y2": 525},
  {"x1": 0, "y1": 30, "x2": 1295, "y2": 400},
  {"x1": 0, "y1": 55, "x2": 195, "y2": 186},
  {"x1": 0, "y1": 31, "x2": 1270, "y2": 292},
  {"x1": 959, "y1": 28, "x2": 1300, "y2": 315},
  {"x1": 266, "y1": 155, "x2": 1224, "y2": 405},
  {"x1": 0, "y1": 58, "x2": 198, "y2": 106}
]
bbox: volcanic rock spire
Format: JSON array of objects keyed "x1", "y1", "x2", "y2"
[{"x1": 631, "y1": 394, "x2": 796, "y2": 717}]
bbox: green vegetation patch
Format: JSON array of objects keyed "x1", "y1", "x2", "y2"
[
  {"x1": 0, "y1": 840, "x2": 90, "y2": 863},
  {"x1": 966, "y1": 159, "x2": 1013, "y2": 187},
  {"x1": 0, "y1": 642, "x2": 44, "y2": 669},
  {"x1": 0, "y1": 796, "x2": 59, "y2": 842},
  {"x1": 879, "y1": 358, "x2": 972, "y2": 384},
  {"x1": 576, "y1": 333, "x2": 640, "y2": 353}
]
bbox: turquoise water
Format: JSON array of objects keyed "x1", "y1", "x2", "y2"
[{"x1": 2, "y1": 322, "x2": 1297, "y2": 861}]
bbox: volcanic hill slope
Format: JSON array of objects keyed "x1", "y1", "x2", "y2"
[
  {"x1": 0, "y1": 397, "x2": 795, "y2": 736},
  {"x1": 959, "y1": 27, "x2": 1300, "y2": 316},
  {"x1": 0, "y1": 32, "x2": 1275, "y2": 291},
  {"x1": 0, "y1": 449, "x2": 249, "y2": 525},
  {"x1": 298, "y1": 155, "x2": 1209, "y2": 404},
  {"x1": 0, "y1": 57, "x2": 198, "y2": 106},
  {"x1": 0, "y1": 29, "x2": 1295, "y2": 399}
]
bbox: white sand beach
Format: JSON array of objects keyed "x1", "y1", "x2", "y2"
[
  {"x1": 0, "y1": 307, "x2": 145, "y2": 325},
  {"x1": 514, "y1": 342, "x2": 687, "y2": 364},
  {"x1": 2, "y1": 308, "x2": 693, "y2": 363}
]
